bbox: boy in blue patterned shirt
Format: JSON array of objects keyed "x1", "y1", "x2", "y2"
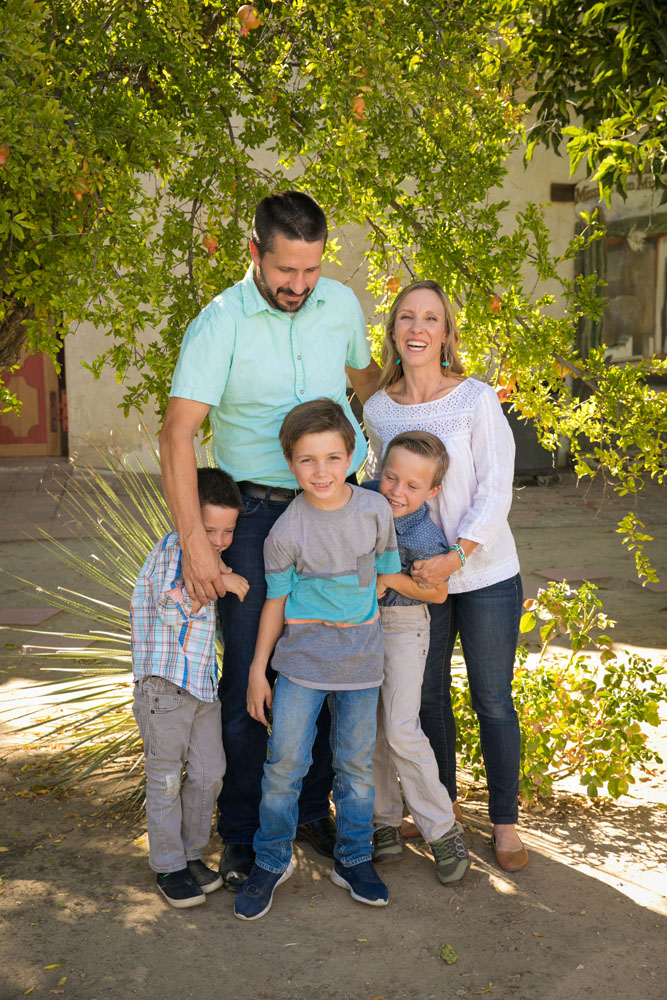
[
  {"x1": 367, "y1": 431, "x2": 470, "y2": 885},
  {"x1": 234, "y1": 399, "x2": 401, "y2": 921},
  {"x1": 131, "y1": 468, "x2": 248, "y2": 908}
]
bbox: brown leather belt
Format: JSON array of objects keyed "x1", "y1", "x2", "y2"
[{"x1": 236, "y1": 480, "x2": 300, "y2": 503}]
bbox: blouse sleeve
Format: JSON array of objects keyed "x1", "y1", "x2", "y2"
[{"x1": 456, "y1": 387, "x2": 515, "y2": 550}]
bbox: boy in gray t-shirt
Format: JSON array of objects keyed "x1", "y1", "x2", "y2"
[{"x1": 234, "y1": 399, "x2": 401, "y2": 921}]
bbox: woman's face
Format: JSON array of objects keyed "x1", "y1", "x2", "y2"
[{"x1": 392, "y1": 288, "x2": 447, "y2": 370}]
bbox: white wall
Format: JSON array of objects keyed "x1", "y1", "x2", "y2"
[{"x1": 64, "y1": 140, "x2": 586, "y2": 463}]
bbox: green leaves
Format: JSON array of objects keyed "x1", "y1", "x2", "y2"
[
  {"x1": 455, "y1": 581, "x2": 666, "y2": 803},
  {"x1": 1, "y1": 0, "x2": 665, "y2": 554},
  {"x1": 516, "y1": 0, "x2": 667, "y2": 204}
]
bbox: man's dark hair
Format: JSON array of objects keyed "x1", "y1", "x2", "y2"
[
  {"x1": 279, "y1": 398, "x2": 356, "y2": 461},
  {"x1": 252, "y1": 191, "x2": 328, "y2": 256},
  {"x1": 196, "y1": 467, "x2": 243, "y2": 510}
]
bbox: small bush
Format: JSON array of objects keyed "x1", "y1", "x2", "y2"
[{"x1": 452, "y1": 581, "x2": 666, "y2": 803}]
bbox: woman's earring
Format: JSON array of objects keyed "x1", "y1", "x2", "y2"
[
  {"x1": 396, "y1": 357, "x2": 402, "y2": 365},
  {"x1": 441, "y1": 341, "x2": 450, "y2": 367}
]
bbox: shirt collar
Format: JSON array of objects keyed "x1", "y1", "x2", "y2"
[
  {"x1": 394, "y1": 502, "x2": 430, "y2": 537},
  {"x1": 240, "y1": 262, "x2": 326, "y2": 318}
]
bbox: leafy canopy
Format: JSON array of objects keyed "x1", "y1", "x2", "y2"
[
  {"x1": 514, "y1": 0, "x2": 667, "y2": 203},
  {"x1": 1, "y1": 0, "x2": 666, "y2": 574}
]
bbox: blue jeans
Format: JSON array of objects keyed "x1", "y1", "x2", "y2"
[
  {"x1": 420, "y1": 574, "x2": 523, "y2": 825},
  {"x1": 217, "y1": 494, "x2": 334, "y2": 844},
  {"x1": 253, "y1": 676, "x2": 378, "y2": 873}
]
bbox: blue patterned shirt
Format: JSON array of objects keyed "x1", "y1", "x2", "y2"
[
  {"x1": 362, "y1": 481, "x2": 449, "y2": 606},
  {"x1": 130, "y1": 532, "x2": 220, "y2": 702}
]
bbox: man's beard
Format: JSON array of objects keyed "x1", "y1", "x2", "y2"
[{"x1": 254, "y1": 265, "x2": 312, "y2": 313}]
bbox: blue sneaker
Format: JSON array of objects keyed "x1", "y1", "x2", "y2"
[
  {"x1": 233, "y1": 861, "x2": 294, "y2": 921},
  {"x1": 330, "y1": 859, "x2": 388, "y2": 907}
]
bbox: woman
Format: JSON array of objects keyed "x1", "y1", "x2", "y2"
[{"x1": 363, "y1": 279, "x2": 528, "y2": 871}]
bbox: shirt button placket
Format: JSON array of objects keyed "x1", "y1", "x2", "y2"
[{"x1": 292, "y1": 319, "x2": 305, "y2": 398}]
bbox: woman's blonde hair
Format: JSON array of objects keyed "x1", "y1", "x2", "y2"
[{"x1": 378, "y1": 280, "x2": 465, "y2": 391}]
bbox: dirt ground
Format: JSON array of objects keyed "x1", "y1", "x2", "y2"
[{"x1": 1, "y1": 463, "x2": 666, "y2": 1000}]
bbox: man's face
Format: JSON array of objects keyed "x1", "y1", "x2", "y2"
[{"x1": 250, "y1": 233, "x2": 324, "y2": 313}]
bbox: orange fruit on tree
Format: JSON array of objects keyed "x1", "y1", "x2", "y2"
[
  {"x1": 202, "y1": 234, "x2": 218, "y2": 255},
  {"x1": 352, "y1": 95, "x2": 366, "y2": 120},
  {"x1": 237, "y1": 4, "x2": 260, "y2": 30},
  {"x1": 385, "y1": 275, "x2": 401, "y2": 294}
]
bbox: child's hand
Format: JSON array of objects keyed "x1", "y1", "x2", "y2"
[
  {"x1": 247, "y1": 666, "x2": 273, "y2": 726},
  {"x1": 376, "y1": 575, "x2": 388, "y2": 600},
  {"x1": 224, "y1": 572, "x2": 250, "y2": 602},
  {"x1": 189, "y1": 562, "x2": 233, "y2": 614}
]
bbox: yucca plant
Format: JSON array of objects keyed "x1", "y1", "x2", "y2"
[{"x1": 2, "y1": 433, "x2": 175, "y2": 813}]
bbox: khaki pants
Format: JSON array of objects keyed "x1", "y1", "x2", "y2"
[
  {"x1": 133, "y1": 676, "x2": 225, "y2": 873},
  {"x1": 374, "y1": 605, "x2": 455, "y2": 842}
]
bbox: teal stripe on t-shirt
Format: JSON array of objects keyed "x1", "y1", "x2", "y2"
[{"x1": 283, "y1": 574, "x2": 379, "y2": 625}]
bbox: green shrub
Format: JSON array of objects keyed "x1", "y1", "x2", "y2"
[{"x1": 452, "y1": 581, "x2": 666, "y2": 803}]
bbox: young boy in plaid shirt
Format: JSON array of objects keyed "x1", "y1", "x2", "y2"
[{"x1": 131, "y1": 468, "x2": 248, "y2": 908}]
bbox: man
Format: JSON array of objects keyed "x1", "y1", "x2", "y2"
[{"x1": 159, "y1": 191, "x2": 380, "y2": 889}]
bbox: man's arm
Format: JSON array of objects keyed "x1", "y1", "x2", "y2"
[
  {"x1": 346, "y1": 358, "x2": 381, "y2": 405},
  {"x1": 159, "y1": 396, "x2": 230, "y2": 607}
]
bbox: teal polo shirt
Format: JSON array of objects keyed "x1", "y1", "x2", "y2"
[{"x1": 170, "y1": 264, "x2": 371, "y2": 487}]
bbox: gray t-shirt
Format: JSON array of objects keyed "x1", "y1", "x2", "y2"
[{"x1": 264, "y1": 487, "x2": 400, "y2": 689}]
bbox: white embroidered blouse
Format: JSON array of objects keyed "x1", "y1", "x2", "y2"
[{"x1": 363, "y1": 378, "x2": 520, "y2": 594}]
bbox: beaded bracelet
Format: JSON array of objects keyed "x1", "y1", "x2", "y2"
[{"x1": 451, "y1": 543, "x2": 466, "y2": 567}]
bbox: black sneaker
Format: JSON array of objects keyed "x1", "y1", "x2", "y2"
[
  {"x1": 234, "y1": 861, "x2": 295, "y2": 921},
  {"x1": 156, "y1": 868, "x2": 206, "y2": 909},
  {"x1": 295, "y1": 815, "x2": 337, "y2": 858},
  {"x1": 219, "y1": 843, "x2": 255, "y2": 891},
  {"x1": 330, "y1": 859, "x2": 388, "y2": 906},
  {"x1": 187, "y1": 859, "x2": 223, "y2": 893}
]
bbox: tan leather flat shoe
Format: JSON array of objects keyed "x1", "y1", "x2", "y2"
[
  {"x1": 400, "y1": 815, "x2": 420, "y2": 838},
  {"x1": 492, "y1": 835, "x2": 529, "y2": 872}
]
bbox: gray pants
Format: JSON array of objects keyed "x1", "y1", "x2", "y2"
[
  {"x1": 374, "y1": 604, "x2": 455, "y2": 841},
  {"x1": 133, "y1": 676, "x2": 225, "y2": 873}
]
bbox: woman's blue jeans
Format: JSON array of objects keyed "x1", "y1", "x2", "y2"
[
  {"x1": 420, "y1": 574, "x2": 523, "y2": 825},
  {"x1": 216, "y1": 495, "x2": 334, "y2": 845},
  {"x1": 254, "y1": 675, "x2": 378, "y2": 873}
]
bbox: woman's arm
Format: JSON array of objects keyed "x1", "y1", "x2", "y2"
[
  {"x1": 455, "y1": 387, "x2": 515, "y2": 551},
  {"x1": 410, "y1": 538, "x2": 478, "y2": 588}
]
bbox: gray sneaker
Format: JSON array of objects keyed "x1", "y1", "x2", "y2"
[
  {"x1": 429, "y1": 822, "x2": 470, "y2": 885},
  {"x1": 373, "y1": 825, "x2": 404, "y2": 864}
]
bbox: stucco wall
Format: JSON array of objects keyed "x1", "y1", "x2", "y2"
[{"x1": 64, "y1": 142, "x2": 582, "y2": 463}]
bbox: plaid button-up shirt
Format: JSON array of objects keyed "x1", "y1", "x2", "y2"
[{"x1": 130, "y1": 532, "x2": 220, "y2": 702}]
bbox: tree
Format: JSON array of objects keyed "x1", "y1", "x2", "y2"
[
  {"x1": 1, "y1": 0, "x2": 665, "y2": 576},
  {"x1": 513, "y1": 0, "x2": 667, "y2": 203}
]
